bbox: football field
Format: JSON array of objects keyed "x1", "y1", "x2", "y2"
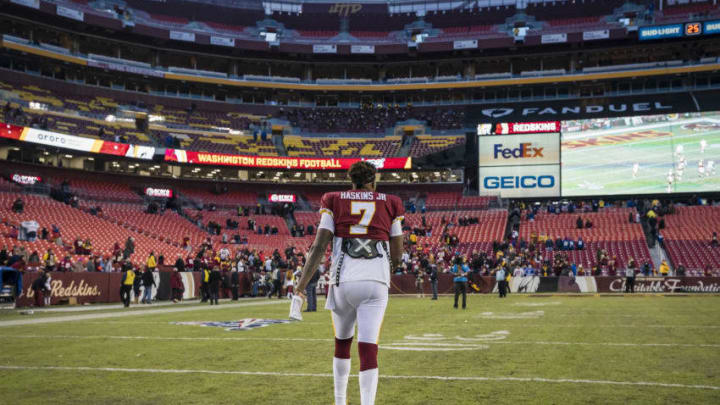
[
  {"x1": 562, "y1": 114, "x2": 720, "y2": 196},
  {"x1": 1, "y1": 295, "x2": 720, "y2": 404}
]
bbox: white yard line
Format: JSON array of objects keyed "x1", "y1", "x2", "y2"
[
  {"x1": 0, "y1": 300, "x2": 288, "y2": 327},
  {"x1": 0, "y1": 365, "x2": 717, "y2": 391},
  {"x1": 2, "y1": 334, "x2": 718, "y2": 348}
]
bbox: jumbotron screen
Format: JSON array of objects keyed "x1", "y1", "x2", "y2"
[{"x1": 561, "y1": 112, "x2": 720, "y2": 196}]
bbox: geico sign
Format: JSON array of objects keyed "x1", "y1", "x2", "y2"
[
  {"x1": 484, "y1": 175, "x2": 555, "y2": 189},
  {"x1": 145, "y1": 187, "x2": 172, "y2": 198},
  {"x1": 493, "y1": 143, "x2": 544, "y2": 159},
  {"x1": 269, "y1": 194, "x2": 296, "y2": 203}
]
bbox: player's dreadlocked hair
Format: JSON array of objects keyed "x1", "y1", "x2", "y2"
[{"x1": 348, "y1": 161, "x2": 377, "y2": 189}]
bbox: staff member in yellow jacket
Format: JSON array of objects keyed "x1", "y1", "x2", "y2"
[
  {"x1": 147, "y1": 251, "x2": 157, "y2": 271},
  {"x1": 659, "y1": 260, "x2": 670, "y2": 277},
  {"x1": 120, "y1": 266, "x2": 135, "y2": 308},
  {"x1": 200, "y1": 267, "x2": 211, "y2": 302}
]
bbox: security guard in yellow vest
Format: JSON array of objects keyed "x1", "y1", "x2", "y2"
[
  {"x1": 200, "y1": 268, "x2": 211, "y2": 302},
  {"x1": 121, "y1": 267, "x2": 135, "y2": 307}
]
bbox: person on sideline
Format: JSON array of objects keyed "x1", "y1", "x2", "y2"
[{"x1": 293, "y1": 161, "x2": 404, "y2": 405}]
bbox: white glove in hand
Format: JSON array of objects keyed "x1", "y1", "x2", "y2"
[{"x1": 289, "y1": 294, "x2": 304, "y2": 321}]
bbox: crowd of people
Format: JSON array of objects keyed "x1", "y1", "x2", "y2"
[
  {"x1": 279, "y1": 105, "x2": 465, "y2": 133},
  {"x1": 4, "y1": 190, "x2": 719, "y2": 308}
]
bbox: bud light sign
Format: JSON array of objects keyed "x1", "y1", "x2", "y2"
[{"x1": 479, "y1": 165, "x2": 560, "y2": 198}]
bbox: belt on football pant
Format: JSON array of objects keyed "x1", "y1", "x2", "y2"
[{"x1": 335, "y1": 238, "x2": 390, "y2": 286}]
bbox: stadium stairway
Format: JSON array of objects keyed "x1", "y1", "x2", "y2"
[{"x1": 648, "y1": 244, "x2": 667, "y2": 271}]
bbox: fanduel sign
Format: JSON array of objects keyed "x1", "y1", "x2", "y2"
[{"x1": 479, "y1": 102, "x2": 673, "y2": 119}]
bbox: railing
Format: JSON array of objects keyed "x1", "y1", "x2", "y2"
[{"x1": 5, "y1": 34, "x2": 720, "y2": 93}]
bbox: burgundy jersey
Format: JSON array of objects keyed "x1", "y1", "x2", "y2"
[{"x1": 320, "y1": 190, "x2": 404, "y2": 241}]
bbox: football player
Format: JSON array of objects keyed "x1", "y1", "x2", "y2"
[{"x1": 293, "y1": 161, "x2": 404, "y2": 405}]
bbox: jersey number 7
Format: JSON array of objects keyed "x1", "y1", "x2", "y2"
[{"x1": 350, "y1": 201, "x2": 376, "y2": 235}]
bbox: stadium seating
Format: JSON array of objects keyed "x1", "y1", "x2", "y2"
[
  {"x1": 409, "y1": 135, "x2": 465, "y2": 158},
  {"x1": 518, "y1": 208, "x2": 652, "y2": 270},
  {"x1": 64, "y1": 179, "x2": 142, "y2": 203},
  {"x1": 424, "y1": 192, "x2": 461, "y2": 210},
  {"x1": 294, "y1": 211, "x2": 320, "y2": 231},
  {"x1": 661, "y1": 206, "x2": 720, "y2": 271},
  {"x1": 405, "y1": 210, "x2": 508, "y2": 256},
  {"x1": 0, "y1": 193, "x2": 186, "y2": 266},
  {"x1": 1, "y1": 72, "x2": 466, "y2": 158},
  {"x1": 284, "y1": 136, "x2": 401, "y2": 157},
  {"x1": 457, "y1": 196, "x2": 495, "y2": 210},
  {"x1": 177, "y1": 189, "x2": 259, "y2": 208}
]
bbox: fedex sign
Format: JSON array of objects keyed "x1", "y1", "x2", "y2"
[
  {"x1": 479, "y1": 133, "x2": 560, "y2": 167},
  {"x1": 493, "y1": 143, "x2": 544, "y2": 159}
]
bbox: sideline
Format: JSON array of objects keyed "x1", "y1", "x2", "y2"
[
  {"x1": 0, "y1": 300, "x2": 288, "y2": 327},
  {"x1": 2, "y1": 334, "x2": 719, "y2": 348},
  {"x1": 0, "y1": 365, "x2": 717, "y2": 391}
]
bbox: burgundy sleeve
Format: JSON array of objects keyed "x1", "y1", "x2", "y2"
[
  {"x1": 392, "y1": 196, "x2": 405, "y2": 222},
  {"x1": 319, "y1": 193, "x2": 334, "y2": 217}
]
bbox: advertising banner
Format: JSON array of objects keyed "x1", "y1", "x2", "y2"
[
  {"x1": 453, "y1": 40, "x2": 478, "y2": 50},
  {"x1": 704, "y1": 20, "x2": 720, "y2": 35},
  {"x1": 389, "y1": 274, "x2": 495, "y2": 295},
  {"x1": 494, "y1": 121, "x2": 561, "y2": 135},
  {"x1": 145, "y1": 187, "x2": 173, "y2": 198},
  {"x1": 583, "y1": 30, "x2": 610, "y2": 41},
  {"x1": 170, "y1": 31, "x2": 196, "y2": 42},
  {"x1": 0, "y1": 122, "x2": 154, "y2": 160},
  {"x1": 0, "y1": 122, "x2": 24, "y2": 139},
  {"x1": 639, "y1": 24, "x2": 683, "y2": 40},
  {"x1": 56, "y1": 5, "x2": 84, "y2": 21},
  {"x1": 11, "y1": 174, "x2": 42, "y2": 185},
  {"x1": 124, "y1": 145, "x2": 156, "y2": 160},
  {"x1": 17, "y1": 272, "x2": 120, "y2": 307},
  {"x1": 313, "y1": 44, "x2": 337, "y2": 54},
  {"x1": 479, "y1": 133, "x2": 560, "y2": 167},
  {"x1": 350, "y1": 45, "x2": 375, "y2": 54},
  {"x1": 210, "y1": 36, "x2": 235, "y2": 47},
  {"x1": 595, "y1": 277, "x2": 720, "y2": 293},
  {"x1": 479, "y1": 164, "x2": 560, "y2": 198},
  {"x1": 165, "y1": 149, "x2": 412, "y2": 170},
  {"x1": 10, "y1": 0, "x2": 39, "y2": 9},
  {"x1": 541, "y1": 33, "x2": 567, "y2": 44},
  {"x1": 87, "y1": 60, "x2": 165, "y2": 78},
  {"x1": 23, "y1": 127, "x2": 100, "y2": 152},
  {"x1": 268, "y1": 194, "x2": 296, "y2": 203}
]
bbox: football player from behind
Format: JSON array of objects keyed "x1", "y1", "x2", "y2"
[{"x1": 293, "y1": 161, "x2": 404, "y2": 405}]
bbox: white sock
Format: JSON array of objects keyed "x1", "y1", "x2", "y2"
[
  {"x1": 359, "y1": 368, "x2": 379, "y2": 405},
  {"x1": 333, "y1": 357, "x2": 351, "y2": 405}
]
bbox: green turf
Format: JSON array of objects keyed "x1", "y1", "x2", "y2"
[
  {"x1": 562, "y1": 114, "x2": 720, "y2": 196},
  {"x1": 1, "y1": 295, "x2": 719, "y2": 404}
]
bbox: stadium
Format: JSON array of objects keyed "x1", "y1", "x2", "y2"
[{"x1": 0, "y1": 0, "x2": 719, "y2": 403}]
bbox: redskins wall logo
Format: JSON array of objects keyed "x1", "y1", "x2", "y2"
[
  {"x1": 173, "y1": 318, "x2": 290, "y2": 331},
  {"x1": 682, "y1": 122, "x2": 720, "y2": 131}
]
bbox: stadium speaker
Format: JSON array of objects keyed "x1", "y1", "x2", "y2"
[
  {"x1": 135, "y1": 115, "x2": 149, "y2": 133},
  {"x1": 464, "y1": 132, "x2": 477, "y2": 161}
]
